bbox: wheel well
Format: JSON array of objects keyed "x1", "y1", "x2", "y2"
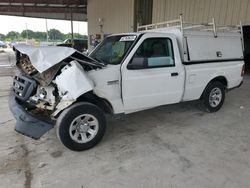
[
  {"x1": 76, "y1": 92, "x2": 113, "y2": 114},
  {"x1": 200, "y1": 76, "x2": 228, "y2": 99},
  {"x1": 211, "y1": 76, "x2": 228, "y2": 88}
]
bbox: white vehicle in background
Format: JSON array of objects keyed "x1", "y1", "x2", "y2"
[{"x1": 9, "y1": 17, "x2": 245, "y2": 151}]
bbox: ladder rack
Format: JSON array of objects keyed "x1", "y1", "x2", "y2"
[{"x1": 137, "y1": 14, "x2": 242, "y2": 37}]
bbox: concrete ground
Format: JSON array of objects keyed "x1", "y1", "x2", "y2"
[{"x1": 0, "y1": 49, "x2": 250, "y2": 188}]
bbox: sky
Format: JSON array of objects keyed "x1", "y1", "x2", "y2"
[{"x1": 0, "y1": 15, "x2": 88, "y2": 35}]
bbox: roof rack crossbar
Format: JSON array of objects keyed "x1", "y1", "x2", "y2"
[{"x1": 137, "y1": 15, "x2": 242, "y2": 35}]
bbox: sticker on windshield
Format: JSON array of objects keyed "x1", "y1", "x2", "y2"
[{"x1": 119, "y1": 36, "x2": 136, "y2": 42}]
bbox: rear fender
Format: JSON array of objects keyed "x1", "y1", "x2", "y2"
[{"x1": 200, "y1": 76, "x2": 228, "y2": 99}]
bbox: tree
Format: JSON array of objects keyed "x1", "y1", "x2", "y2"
[
  {"x1": 0, "y1": 33, "x2": 5, "y2": 41},
  {"x1": 33, "y1": 31, "x2": 47, "y2": 41},
  {"x1": 48, "y1": 29, "x2": 64, "y2": 41},
  {"x1": 64, "y1": 33, "x2": 88, "y2": 40},
  {"x1": 2, "y1": 29, "x2": 87, "y2": 42},
  {"x1": 73, "y1": 33, "x2": 87, "y2": 39},
  {"x1": 21, "y1": 30, "x2": 35, "y2": 39},
  {"x1": 6, "y1": 31, "x2": 20, "y2": 41}
]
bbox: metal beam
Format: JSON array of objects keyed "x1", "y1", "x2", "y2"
[
  {"x1": 0, "y1": 5, "x2": 86, "y2": 14},
  {"x1": 0, "y1": 0, "x2": 87, "y2": 5},
  {"x1": 0, "y1": 11, "x2": 87, "y2": 21}
]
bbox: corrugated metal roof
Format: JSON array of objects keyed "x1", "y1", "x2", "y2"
[{"x1": 0, "y1": 0, "x2": 87, "y2": 21}]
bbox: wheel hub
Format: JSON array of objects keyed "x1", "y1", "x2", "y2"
[
  {"x1": 78, "y1": 123, "x2": 89, "y2": 133},
  {"x1": 69, "y1": 114, "x2": 99, "y2": 144},
  {"x1": 209, "y1": 87, "x2": 222, "y2": 107}
]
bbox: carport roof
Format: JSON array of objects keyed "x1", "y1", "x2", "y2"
[{"x1": 0, "y1": 0, "x2": 87, "y2": 21}]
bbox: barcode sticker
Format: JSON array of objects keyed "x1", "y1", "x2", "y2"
[{"x1": 119, "y1": 36, "x2": 136, "y2": 42}]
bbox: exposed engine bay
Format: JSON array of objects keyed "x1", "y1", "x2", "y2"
[
  {"x1": 18, "y1": 54, "x2": 38, "y2": 75},
  {"x1": 12, "y1": 45, "x2": 105, "y2": 118}
]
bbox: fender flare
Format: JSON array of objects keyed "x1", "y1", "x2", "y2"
[{"x1": 200, "y1": 76, "x2": 228, "y2": 99}]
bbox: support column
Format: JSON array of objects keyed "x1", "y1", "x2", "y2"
[{"x1": 71, "y1": 9, "x2": 74, "y2": 47}]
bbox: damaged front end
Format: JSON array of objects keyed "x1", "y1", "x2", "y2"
[{"x1": 9, "y1": 45, "x2": 105, "y2": 139}]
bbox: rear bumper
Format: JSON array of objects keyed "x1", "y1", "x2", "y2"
[
  {"x1": 228, "y1": 80, "x2": 243, "y2": 92},
  {"x1": 9, "y1": 93, "x2": 54, "y2": 140},
  {"x1": 238, "y1": 80, "x2": 243, "y2": 88}
]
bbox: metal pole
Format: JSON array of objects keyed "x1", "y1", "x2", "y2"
[
  {"x1": 25, "y1": 23, "x2": 28, "y2": 40},
  {"x1": 180, "y1": 14, "x2": 184, "y2": 33},
  {"x1": 71, "y1": 9, "x2": 74, "y2": 47},
  {"x1": 137, "y1": 22, "x2": 140, "y2": 32},
  {"x1": 240, "y1": 21, "x2": 245, "y2": 51},
  {"x1": 45, "y1": 19, "x2": 49, "y2": 43},
  {"x1": 212, "y1": 18, "x2": 217, "y2": 38},
  {"x1": 179, "y1": 14, "x2": 187, "y2": 62}
]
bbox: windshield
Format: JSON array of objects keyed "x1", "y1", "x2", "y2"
[{"x1": 90, "y1": 35, "x2": 137, "y2": 65}]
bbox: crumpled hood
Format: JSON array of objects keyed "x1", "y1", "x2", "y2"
[
  {"x1": 14, "y1": 44, "x2": 104, "y2": 73},
  {"x1": 14, "y1": 44, "x2": 76, "y2": 73}
]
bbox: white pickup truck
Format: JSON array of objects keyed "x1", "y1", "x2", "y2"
[{"x1": 9, "y1": 22, "x2": 244, "y2": 151}]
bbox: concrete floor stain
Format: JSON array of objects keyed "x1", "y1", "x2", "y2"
[{"x1": 50, "y1": 150, "x2": 63, "y2": 158}]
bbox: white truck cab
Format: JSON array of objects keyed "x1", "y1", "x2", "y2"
[{"x1": 9, "y1": 18, "x2": 245, "y2": 151}]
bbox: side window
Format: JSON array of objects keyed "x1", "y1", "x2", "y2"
[{"x1": 128, "y1": 38, "x2": 174, "y2": 69}]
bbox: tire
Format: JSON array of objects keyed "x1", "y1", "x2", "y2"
[
  {"x1": 200, "y1": 81, "x2": 225, "y2": 113},
  {"x1": 56, "y1": 102, "x2": 106, "y2": 151}
]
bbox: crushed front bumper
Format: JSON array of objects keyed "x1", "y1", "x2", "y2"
[{"x1": 9, "y1": 93, "x2": 54, "y2": 140}]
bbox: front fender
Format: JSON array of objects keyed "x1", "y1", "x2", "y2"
[
  {"x1": 52, "y1": 61, "x2": 94, "y2": 117},
  {"x1": 55, "y1": 61, "x2": 94, "y2": 101}
]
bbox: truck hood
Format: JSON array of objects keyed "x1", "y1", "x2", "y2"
[{"x1": 14, "y1": 44, "x2": 105, "y2": 73}]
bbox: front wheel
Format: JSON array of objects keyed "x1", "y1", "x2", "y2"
[
  {"x1": 56, "y1": 102, "x2": 106, "y2": 151},
  {"x1": 200, "y1": 81, "x2": 225, "y2": 112}
]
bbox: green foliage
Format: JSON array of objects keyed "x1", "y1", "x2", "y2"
[
  {"x1": 21, "y1": 30, "x2": 35, "y2": 39},
  {"x1": 6, "y1": 31, "x2": 20, "y2": 41},
  {"x1": 33, "y1": 32, "x2": 47, "y2": 41},
  {"x1": 0, "y1": 33, "x2": 5, "y2": 41},
  {"x1": 48, "y1": 29, "x2": 65, "y2": 41},
  {"x1": 65, "y1": 33, "x2": 88, "y2": 40},
  {"x1": 2, "y1": 29, "x2": 87, "y2": 42}
]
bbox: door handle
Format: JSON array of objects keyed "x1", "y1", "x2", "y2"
[{"x1": 171, "y1": 72, "x2": 179, "y2": 77}]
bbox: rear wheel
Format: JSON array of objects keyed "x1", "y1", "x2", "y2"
[
  {"x1": 56, "y1": 102, "x2": 106, "y2": 151},
  {"x1": 201, "y1": 81, "x2": 225, "y2": 112}
]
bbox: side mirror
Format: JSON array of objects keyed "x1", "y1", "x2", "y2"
[{"x1": 127, "y1": 57, "x2": 148, "y2": 70}]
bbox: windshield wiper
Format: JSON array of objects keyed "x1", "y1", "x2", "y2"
[{"x1": 92, "y1": 57, "x2": 108, "y2": 65}]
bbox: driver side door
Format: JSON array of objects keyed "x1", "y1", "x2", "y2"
[{"x1": 121, "y1": 33, "x2": 185, "y2": 113}]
